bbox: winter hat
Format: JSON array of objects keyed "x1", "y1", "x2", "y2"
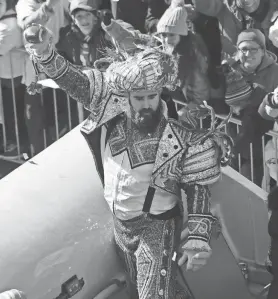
[
  {"x1": 157, "y1": 0, "x2": 188, "y2": 36},
  {"x1": 236, "y1": 0, "x2": 260, "y2": 13},
  {"x1": 224, "y1": 66, "x2": 253, "y2": 108},
  {"x1": 237, "y1": 28, "x2": 266, "y2": 49},
  {"x1": 70, "y1": 0, "x2": 99, "y2": 15}
]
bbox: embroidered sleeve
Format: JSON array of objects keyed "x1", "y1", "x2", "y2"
[
  {"x1": 180, "y1": 137, "x2": 221, "y2": 252},
  {"x1": 181, "y1": 184, "x2": 217, "y2": 252},
  {"x1": 34, "y1": 49, "x2": 108, "y2": 110},
  {"x1": 180, "y1": 137, "x2": 221, "y2": 185}
]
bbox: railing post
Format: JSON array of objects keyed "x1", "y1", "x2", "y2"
[{"x1": 9, "y1": 54, "x2": 21, "y2": 159}]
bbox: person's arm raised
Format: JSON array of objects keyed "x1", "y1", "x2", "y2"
[{"x1": 24, "y1": 24, "x2": 106, "y2": 110}]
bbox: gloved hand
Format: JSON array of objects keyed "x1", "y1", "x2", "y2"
[{"x1": 23, "y1": 24, "x2": 53, "y2": 59}]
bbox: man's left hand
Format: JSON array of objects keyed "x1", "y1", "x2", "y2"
[{"x1": 178, "y1": 250, "x2": 212, "y2": 271}]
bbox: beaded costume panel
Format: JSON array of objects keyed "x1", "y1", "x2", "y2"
[{"x1": 107, "y1": 116, "x2": 167, "y2": 169}]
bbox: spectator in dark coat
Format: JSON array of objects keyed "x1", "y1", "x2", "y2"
[
  {"x1": 223, "y1": 57, "x2": 274, "y2": 186},
  {"x1": 57, "y1": 0, "x2": 110, "y2": 123},
  {"x1": 156, "y1": 0, "x2": 210, "y2": 106},
  {"x1": 57, "y1": 0, "x2": 107, "y2": 67}
]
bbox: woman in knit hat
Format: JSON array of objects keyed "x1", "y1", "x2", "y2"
[{"x1": 156, "y1": 0, "x2": 211, "y2": 107}]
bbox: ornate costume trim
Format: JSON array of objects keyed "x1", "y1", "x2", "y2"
[
  {"x1": 181, "y1": 137, "x2": 221, "y2": 185},
  {"x1": 186, "y1": 214, "x2": 217, "y2": 243},
  {"x1": 107, "y1": 116, "x2": 167, "y2": 169},
  {"x1": 152, "y1": 120, "x2": 190, "y2": 176},
  {"x1": 39, "y1": 49, "x2": 69, "y2": 80}
]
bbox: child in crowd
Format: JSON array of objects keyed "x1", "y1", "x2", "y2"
[
  {"x1": 56, "y1": 0, "x2": 109, "y2": 122},
  {"x1": 57, "y1": 0, "x2": 107, "y2": 68}
]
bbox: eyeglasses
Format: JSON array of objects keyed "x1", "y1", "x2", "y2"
[{"x1": 238, "y1": 47, "x2": 261, "y2": 55}]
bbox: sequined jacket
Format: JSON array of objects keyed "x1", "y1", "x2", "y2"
[{"x1": 34, "y1": 50, "x2": 223, "y2": 252}]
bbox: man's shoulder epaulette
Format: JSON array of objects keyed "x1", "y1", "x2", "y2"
[
  {"x1": 168, "y1": 118, "x2": 234, "y2": 167},
  {"x1": 168, "y1": 118, "x2": 213, "y2": 145}
]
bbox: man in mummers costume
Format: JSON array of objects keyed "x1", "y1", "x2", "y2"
[{"x1": 23, "y1": 21, "x2": 232, "y2": 299}]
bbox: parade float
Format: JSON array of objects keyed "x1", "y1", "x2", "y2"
[
  {"x1": 0, "y1": 123, "x2": 272, "y2": 299},
  {"x1": 0, "y1": 0, "x2": 273, "y2": 297}
]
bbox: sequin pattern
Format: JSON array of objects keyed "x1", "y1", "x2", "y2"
[
  {"x1": 113, "y1": 213, "x2": 192, "y2": 299},
  {"x1": 180, "y1": 137, "x2": 221, "y2": 185},
  {"x1": 187, "y1": 214, "x2": 217, "y2": 243},
  {"x1": 108, "y1": 116, "x2": 167, "y2": 169},
  {"x1": 182, "y1": 184, "x2": 216, "y2": 242}
]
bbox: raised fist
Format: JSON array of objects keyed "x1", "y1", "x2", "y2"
[{"x1": 24, "y1": 24, "x2": 53, "y2": 58}]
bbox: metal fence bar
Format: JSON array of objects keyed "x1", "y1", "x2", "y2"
[
  {"x1": 0, "y1": 79, "x2": 7, "y2": 152},
  {"x1": 250, "y1": 143, "x2": 254, "y2": 183},
  {"x1": 9, "y1": 55, "x2": 21, "y2": 159},
  {"x1": 261, "y1": 135, "x2": 267, "y2": 190},
  {"x1": 66, "y1": 94, "x2": 72, "y2": 131},
  {"x1": 40, "y1": 92, "x2": 47, "y2": 150},
  {"x1": 53, "y1": 89, "x2": 59, "y2": 141},
  {"x1": 236, "y1": 124, "x2": 241, "y2": 174},
  {"x1": 77, "y1": 102, "x2": 85, "y2": 124}
]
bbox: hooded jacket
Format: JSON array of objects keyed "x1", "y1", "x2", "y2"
[
  {"x1": 192, "y1": 0, "x2": 278, "y2": 55},
  {"x1": 226, "y1": 52, "x2": 278, "y2": 159},
  {"x1": 56, "y1": 23, "x2": 108, "y2": 67},
  {"x1": 233, "y1": 51, "x2": 278, "y2": 92}
]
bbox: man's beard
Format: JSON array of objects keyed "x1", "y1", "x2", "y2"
[{"x1": 130, "y1": 102, "x2": 163, "y2": 134}]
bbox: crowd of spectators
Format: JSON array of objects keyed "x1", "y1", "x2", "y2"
[
  {"x1": 1, "y1": 0, "x2": 278, "y2": 296},
  {"x1": 0, "y1": 1, "x2": 278, "y2": 176},
  {"x1": 0, "y1": 0, "x2": 278, "y2": 189},
  {"x1": 1, "y1": 0, "x2": 278, "y2": 186}
]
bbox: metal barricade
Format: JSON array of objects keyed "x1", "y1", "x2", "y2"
[
  {"x1": 0, "y1": 52, "x2": 84, "y2": 164},
  {"x1": 1, "y1": 58, "x2": 278, "y2": 191}
]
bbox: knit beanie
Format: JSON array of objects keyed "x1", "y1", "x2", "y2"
[
  {"x1": 236, "y1": 0, "x2": 260, "y2": 13},
  {"x1": 237, "y1": 28, "x2": 266, "y2": 49},
  {"x1": 224, "y1": 65, "x2": 253, "y2": 108},
  {"x1": 157, "y1": 0, "x2": 188, "y2": 36}
]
